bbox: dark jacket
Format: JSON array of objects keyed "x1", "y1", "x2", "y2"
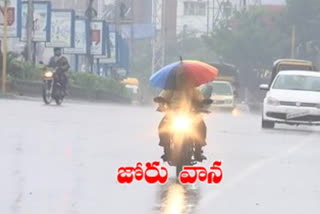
[{"x1": 48, "y1": 56, "x2": 70, "y2": 73}]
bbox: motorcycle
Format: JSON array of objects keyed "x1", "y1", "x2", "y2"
[
  {"x1": 154, "y1": 97, "x2": 212, "y2": 177},
  {"x1": 42, "y1": 66, "x2": 65, "y2": 105}
]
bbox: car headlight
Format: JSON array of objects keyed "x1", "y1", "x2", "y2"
[
  {"x1": 172, "y1": 115, "x2": 192, "y2": 132},
  {"x1": 266, "y1": 97, "x2": 280, "y2": 106}
]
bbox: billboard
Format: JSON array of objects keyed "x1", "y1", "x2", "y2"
[
  {"x1": 0, "y1": 0, "x2": 21, "y2": 37},
  {"x1": 46, "y1": 9, "x2": 75, "y2": 48},
  {"x1": 97, "y1": 31, "x2": 117, "y2": 64},
  {"x1": 64, "y1": 18, "x2": 89, "y2": 55},
  {"x1": 90, "y1": 21, "x2": 106, "y2": 56},
  {"x1": 21, "y1": 1, "x2": 51, "y2": 42}
]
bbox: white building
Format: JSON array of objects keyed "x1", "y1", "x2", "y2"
[
  {"x1": 176, "y1": 0, "x2": 214, "y2": 36},
  {"x1": 175, "y1": 0, "x2": 285, "y2": 36}
]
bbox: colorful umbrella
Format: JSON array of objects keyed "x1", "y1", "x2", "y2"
[{"x1": 150, "y1": 60, "x2": 219, "y2": 89}]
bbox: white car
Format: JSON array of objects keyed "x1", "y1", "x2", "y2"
[
  {"x1": 201, "y1": 81, "x2": 235, "y2": 110},
  {"x1": 260, "y1": 70, "x2": 320, "y2": 128}
]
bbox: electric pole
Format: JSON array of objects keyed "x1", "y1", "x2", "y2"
[
  {"x1": 207, "y1": 0, "x2": 210, "y2": 35},
  {"x1": 151, "y1": 0, "x2": 165, "y2": 75},
  {"x1": 291, "y1": 25, "x2": 296, "y2": 58},
  {"x1": 115, "y1": 0, "x2": 120, "y2": 54},
  {"x1": 1, "y1": 0, "x2": 8, "y2": 93},
  {"x1": 85, "y1": 0, "x2": 97, "y2": 73},
  {"x1": 130, "y1": 0, "x2": 134, "y2": 76},
  {"x1": 26, "y1": 0, "x2": 33, "y2": 62}
]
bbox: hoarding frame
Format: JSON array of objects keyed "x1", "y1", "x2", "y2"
[
  {"x1": 45, "y1": 9, "x2": 75, "y2": 48},
  {"x1": 96, "y1": 30, "x2": 118, "y2": 64},
  {"x1": 90, "y1": 20, "x2": 107, "y2": 56},
  {"x1": 63, "y1": 16, "x2": 89, "y2": 55},
  {"x1": 20, "y1": 1, "x2": 51, "y2": 42},
  {"x1": 0, "y1": 0, "x2": 22, "y2": 38}
]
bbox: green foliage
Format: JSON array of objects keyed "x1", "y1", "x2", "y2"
[
  {"x1": 68, "y1": 71, "x2": 130, "y2": 97},
  {"x1": 207, "y1": 1, "x2": 320, "y2": 71},
  {"x1": 287, "y1": 0, "x2": 320, "y2": 43},
  {"x1": 165, "y1": 35, "x2": 218, "y2": 63},
  {"x1": 207, "y1": 8, "x2": 290, "y2": 71},
  {"x1": 5, "y1": 52, "x2": 43, "y2": 81},
  {"x1": 4, "y1": 53, "x2": 129, "y2": 98}
]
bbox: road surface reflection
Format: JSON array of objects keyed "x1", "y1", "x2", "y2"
[{"x1": 154, "y1": 178, "x2": 201, "y2": 214}]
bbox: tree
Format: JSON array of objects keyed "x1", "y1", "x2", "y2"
[
  {"x1": 286, "y1": 0, "x2": 320, "y2": 60},
  {"x1": 165, "y1": 32, "x2": 218, "y2": 63},
  {"x1": 287, "y1": 0, "x2": 320, "y2": 42},
  {"x1": 206, "y1": 7, "x2": 290, "y2": 88}
]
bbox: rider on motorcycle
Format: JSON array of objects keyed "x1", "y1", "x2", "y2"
[
  {"x1": 157, "y1": 67, "x2": 208, "y2": 162},
  {"x1": 48, "y1": 47, "x2": 70, "y2": 93}
]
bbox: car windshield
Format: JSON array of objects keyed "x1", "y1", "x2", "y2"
[
  {"x1": 211, "y1": 82, "x2": 233, "y2": 95},
  {"x1": 278, "y1": 64, "x2": 313, "y2": 71},
  {"x1": 272, "y1": 74, "x2": 320, "y2": 92}
]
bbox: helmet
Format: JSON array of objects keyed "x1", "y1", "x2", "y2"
[{"x1": 54, "y1": 47, "x2": 62, "y2": 52}]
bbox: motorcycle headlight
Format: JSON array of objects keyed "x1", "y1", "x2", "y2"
[
  {"x1": 266, "y1": 97, "x2": 280, "y2": 106},
  {"x1": 172, "y1": 115, "x2": 192, "y2": 132},
  {"x1": 44, "y1": 71, "x2": 53, "y2": 78}
]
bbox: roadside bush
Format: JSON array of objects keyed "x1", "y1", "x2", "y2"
[
  {"x1": 4, "y1": 53, "x2": 130, "y2": 98},
  {"x1": 68, "y1": 72, "x2": 130, "y2": 97},
  {"x1": 5, "y1": 52, "x2": 42, "y2": 81}
]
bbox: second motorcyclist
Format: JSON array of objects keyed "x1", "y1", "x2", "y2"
[{"x1": 48, "y1": 47, "x2": 70, "y2": 94}]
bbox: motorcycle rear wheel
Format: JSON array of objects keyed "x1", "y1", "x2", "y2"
[{"x1": 176, "y1": 164, "x2": 183, "y2": 178}]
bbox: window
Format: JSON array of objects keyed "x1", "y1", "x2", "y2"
[
  {"x1": 184, "y1": 1, "x2": 206, "y2": 16},
  {"x1": 211, "y1": 82, "x2": 233, "y2": 96},
  {"x1": 272, "y1": 74, "x2": 320, "y2": 92}
]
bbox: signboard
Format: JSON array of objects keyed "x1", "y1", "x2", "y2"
[
  {"x1": 64, "y1": 17, "x2": 88, "y2": 55},
  {"x1": 21, "y1": 1, "x2": 51, "y2": 42},
  {"x1": 90, "y1": 20, "x2": 106, "y2": 56},
  {"x1": 46, "y1": 9, "x2": 75, "y2": 48},
  {"x1": 0, "y1": 0, "x2": 21, "y2": 37},
  {"x1": 103, "y1": 0, "x2": 133, "y2": 22},
  {"x1": 97, "y1": 31, "x2": 117, "y2": 64}
]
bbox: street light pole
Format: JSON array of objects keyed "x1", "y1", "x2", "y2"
[
  {"x1": 207, "y1": 0, "x2": 210, "y2": 35},
  {"x1": 129, "y1": 0, "x2": 134, "y2": 75},
  {"x1": 2, "y1": 0, "x2": 8, "y2": 93},
  {"x1": 291, "y1": 25, "x2": 296, "y2": 59},
  {"x1": 86, "y1": 0, "x2": 97, "y2": 73},
  {"x1": 26, "y1": 0, "x2": 33, "y2": 62}
]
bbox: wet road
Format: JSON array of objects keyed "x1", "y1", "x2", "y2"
[{"x1": 1, "y1": 98, "x2": 320, "y2": 214}]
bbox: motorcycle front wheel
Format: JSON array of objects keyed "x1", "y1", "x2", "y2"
[
  {"x1": 42, "y1": 82, "x2": 52, "y2": 105},
  {"x1": 53, "y1": 85, "x2": 64, "y2": 105}
]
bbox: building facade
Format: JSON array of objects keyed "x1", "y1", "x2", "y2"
[
  {"x1": 175, "y1": 0, "x2": 284, "y2": 37},
  {"x1": 48, "y1": 0, "x2": 94, "y2": 15},
  {"x1": 176, "y1": 0, "x2": 214, "y2": 36}
]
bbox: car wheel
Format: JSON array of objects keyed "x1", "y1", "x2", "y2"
[{"x1": 262, "y1": 119, "x2": 275, "y2": 129}]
